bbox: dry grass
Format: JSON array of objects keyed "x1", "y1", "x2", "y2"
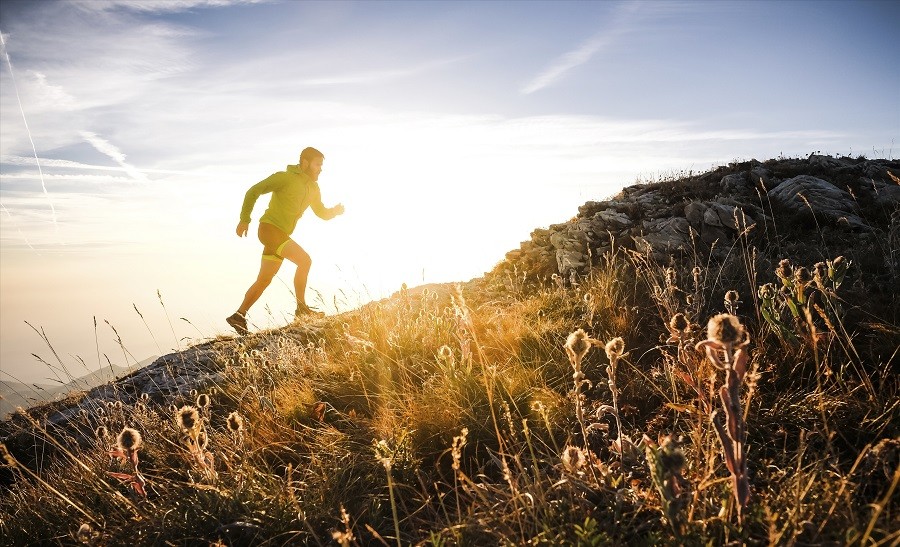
[{"x1": 2, "y1": 218, "x2": 899, "y2": 545}]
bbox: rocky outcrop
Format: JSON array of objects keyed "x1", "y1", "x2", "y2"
[{"x1": 495, "y1": 155, "x2": 900, "y2": 282}]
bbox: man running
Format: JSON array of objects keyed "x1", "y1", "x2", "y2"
[{"x1": 226, "y1": 147, "x2": 344, "y2": 335}]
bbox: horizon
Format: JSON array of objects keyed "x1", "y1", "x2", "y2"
[{"x1": 1, "y1": 0, "x2": 898, "y2": 385}]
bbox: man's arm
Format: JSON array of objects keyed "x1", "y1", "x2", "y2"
[
  {"x1": 309, "y1": 182, "x2": 345, "y2": 220},
  {"x1": 236, "y1": 173, "x2": 284, "y2": 236}
]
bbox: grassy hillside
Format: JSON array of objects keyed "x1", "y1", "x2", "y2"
[{"x1": 1, "y1": 160, "x2": 898, "y2": 545}]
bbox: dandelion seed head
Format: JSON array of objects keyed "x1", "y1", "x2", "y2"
[
  {"x1": 706, "y1": 313, "x2": 744, "y2": 345},
  {"x1": 605, "y1": 337, "x2": 625, "y2": 361},
  {"x1": 117, "y1": 427, "x2": 142, "y2": 452}
]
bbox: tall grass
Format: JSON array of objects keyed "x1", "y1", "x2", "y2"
[{"x1": 1, "y1": 241, "x2": 897, "y2": 545}]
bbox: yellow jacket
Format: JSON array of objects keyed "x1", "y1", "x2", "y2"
[{"x1": 239, "y1": 164, "x2": 338, "y2": 235}]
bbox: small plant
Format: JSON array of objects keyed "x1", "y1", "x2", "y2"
[
  {"x1": 697, "y1": 313, "x2": 750, "y2": 524},
  {"x1": 107, "y1": 427, "x2": 146, "y2": 497}
]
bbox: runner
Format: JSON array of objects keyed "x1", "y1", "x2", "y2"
[{"x1": 226, "y1": 147, "x2": 344, "y2": 334}]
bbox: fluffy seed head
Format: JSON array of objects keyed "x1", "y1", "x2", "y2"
[
  {"x1": 605, "y1": 337, "x2": 625, "y2": 361},
  {"x1": 117, "y1": 427, "x2": 142, "y2": 452},
  {"x1": 565, "y1": 329, "x2": 592, "y2": 366},
  {"x1": 669, "y1": 313, "x2": 689, "y2": 333},
  {"x1": 706, "y1": 313, "x2": 745, "y2": 345},
  {"x1": 95, "y1": 425, "x2": 109, "y2": 439},
  {"x1": 196, "y1": 393, "x2": 210, "y2": 409},
  {"x1": 177, "y1": 405, "x2": 200, "y2": 432},
  {"x1": 561, "y1": 445, "x2": 587, "y2": 473},
  {"x1": 227, "y1": 411, "x2": 244, "y2": 433},
  {"x1": 724, "y1": 290, "x2": 739, "y2": 304}
]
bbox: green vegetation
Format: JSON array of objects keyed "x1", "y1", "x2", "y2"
[{"x1": 1, "y1": 167, "x2": 898, "y2": 545}]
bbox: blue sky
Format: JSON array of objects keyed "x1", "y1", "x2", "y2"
[{"x1": 1, "y1": 0, "x2": 898, "y2": 385}]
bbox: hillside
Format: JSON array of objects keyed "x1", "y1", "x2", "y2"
[{"x1": 1, "y1": 154, "x2": 898, "y2": 545}]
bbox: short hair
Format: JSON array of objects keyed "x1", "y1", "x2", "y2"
[{"x1": 300, "y1": 147, "x2": 324, "y2": 163}]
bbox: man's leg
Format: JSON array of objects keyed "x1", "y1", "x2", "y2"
[
  {"x1": 237, "y1": 256, "x2": 284, "y2": 314},
  {"x1": 277, "y1": 240, "x2": 313, "y2": 310}
]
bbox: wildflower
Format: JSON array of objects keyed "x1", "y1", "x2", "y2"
[
  {"x1": 775, "y1": 258, "x2": 793, "y2": 283},
  {"x1": 724, "y1": 290, "x2": 740, "y2": 314},
  {"x1": 197, "y1": 393, "x2": 210, "y2": 409},
  {"x1": 670, "y1": 313, "x2": 689, "y2": 334},
  {"x1": 95, "y1": 426, "x2": 109, "y2": 440},
  {"x1": 113, "y1": 400, "x2": 123, "y2": 410},
  {"x1": 794, "y1": 266, "x2": 812, "y2": 286},
  {"x1": 706, "y1": 313, "x2": 744, "y2": 346},
  {"x1": 226, "y1": 411, "x2": 244, "y2": 433},
  {"x1": 561, "y1": 444, "x2": 587, "y2": 473},
  {"x1": 604, "y1": 337, "x2": 625, "y2": 361},
  {"x1": 758, "y1": 283, "x2": 776, "y2": 301},
  {"x1": 564, "y1": 328, "x2": 592, "y2": 368},
  {"x1": 117, "y1": 427, "x2": 142, "y2": 452},
  {"x1": 438, "y1": 345, "x2": 453, "y2": 360},
  {"x1": 813, "y1": 262, "x2": 828, "y2": 287},
  {"x1": 177, "y1": 405, "x2": 201, "y2": 432},
  {"x1": 666, "y1": 313, "x2": 690, "y2": 344}
]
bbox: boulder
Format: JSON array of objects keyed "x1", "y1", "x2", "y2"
[{"x1": 767, "y1": 175, "x2": 869, "y2": 230}]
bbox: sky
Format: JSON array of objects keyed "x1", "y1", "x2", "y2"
[{"x1": 1, "y1": 0, "x2": 897, "y2": 385}]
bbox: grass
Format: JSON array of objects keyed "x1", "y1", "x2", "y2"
[{"x1": 2, "y1": 166, "x2": 899, "y2": 545}]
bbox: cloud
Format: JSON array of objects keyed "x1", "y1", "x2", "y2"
[
  {"x1": 72, "y1": 0, "x2": 268, "y2": 14},
  {"x1": 520, "y1": 2, "x2": 642, "y2": 94},
  {"x1": 79, "y1": 132, "x2": 149, "y2": 181}
]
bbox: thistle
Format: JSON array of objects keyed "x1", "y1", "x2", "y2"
[
  {"x1": 724, "y1": 290, "x2": 740, "y2": 315},
  {"x1": 108, "y1": 427, "x2": 146, "y2": 497},
  {"x1": 644, "y1": 434, "x2": 687, "y2": 534},
  {"x1": 696, "y1": 314, "x2": 750, "y2": 523},
  {"x1": 604, "y1": 337, "x2": 626, "y2": 470}
]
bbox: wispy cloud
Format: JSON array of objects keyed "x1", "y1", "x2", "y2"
[
  {"x1": 79, "y1": 132, "x2": 149, "y2": 181},
  {"x1": 1, "y1": 155, "x2": 188, "y2": 175},
  {"x1": 72, "y1": 0, "x2": 268, "y2": 14},
  {"x1": 520, "y1": 3, "x2": 641, "y2": 94}
]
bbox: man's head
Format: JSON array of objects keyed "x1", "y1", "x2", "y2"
[{"x1": 299, "y1": 147, "x2": 325, "y2": 181}]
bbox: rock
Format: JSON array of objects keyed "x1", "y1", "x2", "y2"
[
  {"x1": 721, "y1": 173, "x2": 749, "y2": 194},
  {"x1": 685, "y1": 201, "x2": 706, "y2": 228},
  {"x1": 635, "y1": 217, "x2": 692, "y2": 259},
  {"x1": 767, "y1": 175, "x2": 869, "y2": 230},
  {"x1": 593, "y1": 209, "x2": 633, "y2": 230}
]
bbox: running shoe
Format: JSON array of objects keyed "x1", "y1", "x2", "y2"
[
  {"x1": 226, "y1": 312, "x2": 249, "y2": 335},
  {"x1": 295, "y1": 304, "x2": 325, "y2": 320}
]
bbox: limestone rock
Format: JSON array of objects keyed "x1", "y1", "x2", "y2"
[{"x1": 767, "y1": 175, "x2": 869, "y2": 230}]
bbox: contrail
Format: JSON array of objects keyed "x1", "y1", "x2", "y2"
[
  {"x1": 0, "y1": 201, "x2": 39, "y2": 253},
  {"x1": 0, "y1": 30, "x2": 59, "y2": 235}
]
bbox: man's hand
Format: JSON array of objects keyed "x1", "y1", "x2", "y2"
[
  {"x1": 332, "y1": 203, "x2": 346, "y2": 217},
  {"x1": 236, "y1": 221, "x2": 249, "y2": 237}
]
